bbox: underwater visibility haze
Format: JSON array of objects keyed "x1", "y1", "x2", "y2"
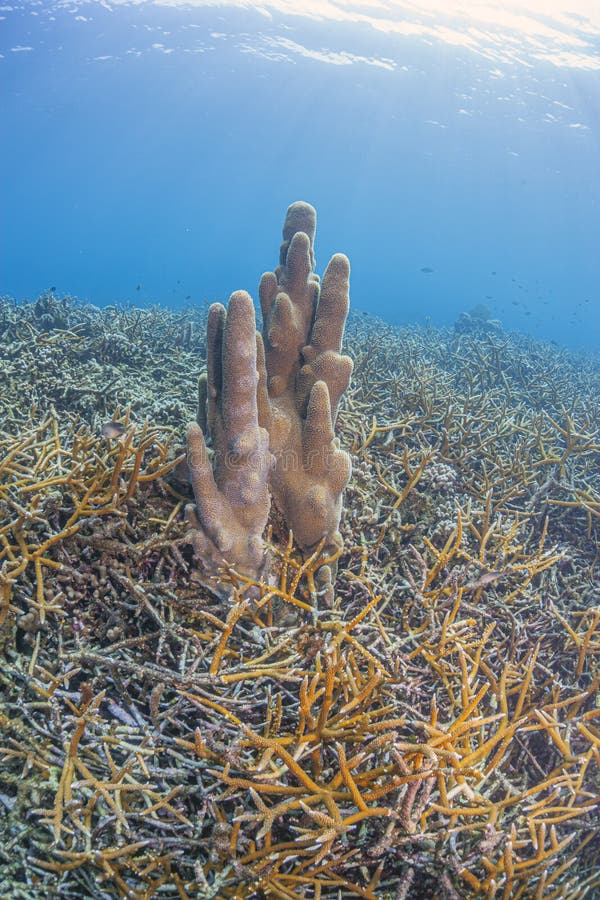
[
  {"x1": 1, "y1": 0, "x2": 600, "y2": 348},
  {"x1": 2, "y1": 3, "x2": 600, "y2": 900}
]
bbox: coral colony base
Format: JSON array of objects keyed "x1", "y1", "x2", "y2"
[{"x1": 1, "y1": 205, "x2": 599, "y2": 899}]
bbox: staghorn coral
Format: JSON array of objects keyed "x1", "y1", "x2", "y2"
[
  {"x1": 0, "y1": 294, "x2": 209, "y2": 428},
  {"x1": 2, "y1": 295, "x2": 600, "y2": 898},
  {"x1": 0, "y1": 409, "x2": 184, "y2": 629}
]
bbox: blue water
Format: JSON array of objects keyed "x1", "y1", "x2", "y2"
[{"x1": 1, "y1": 1, "x2": 599, "y2": 349}]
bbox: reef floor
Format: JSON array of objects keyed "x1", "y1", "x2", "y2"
[{"x1": 1, "y1": 293, "x2": 599, "y2": 898}]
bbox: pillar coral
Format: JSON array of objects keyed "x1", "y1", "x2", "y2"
[
  {"x1": 185, "y1": 292, "x2": 273, "y2": 593},
  {"x1": 186, "y1": 202, "x2": 353, "y2": 596},
  {"x1": 258, "y1": 202, "x2": 353, "y2": 560}
]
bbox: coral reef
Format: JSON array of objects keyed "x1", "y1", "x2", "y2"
[
  {"x1": 0, "y1": 292, "x2": 207, "y2": 427},
  {"x1": 1, "y1": 291, "x2": 600, "y2": 899},
  {"x1": 454, "y1": 304, "x2": 502, "y2": 336}
]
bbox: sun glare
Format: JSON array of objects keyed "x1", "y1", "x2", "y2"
[{"x1": 152, "y1": 0, "x2": 600, "y2": 68}]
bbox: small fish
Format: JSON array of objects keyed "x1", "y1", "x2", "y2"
[
  {"x1": 420, "y1": 266, "x2": 434, "y2": 274},
  {"x1": 136, "y1": 284, "x2": 141, "y2": 291},
  {"x1": 50, "y1": 286, "x2": 56, "y2": 292},
  {"x1": 491, "y1": 271, "x2": 496, "y2": 275},
  {"x1": 102, "y1": 421, "x2": 127, "y2": 440},
  {"x1": 185, "y1": 294, "x2": 191, "y2": 300}
]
